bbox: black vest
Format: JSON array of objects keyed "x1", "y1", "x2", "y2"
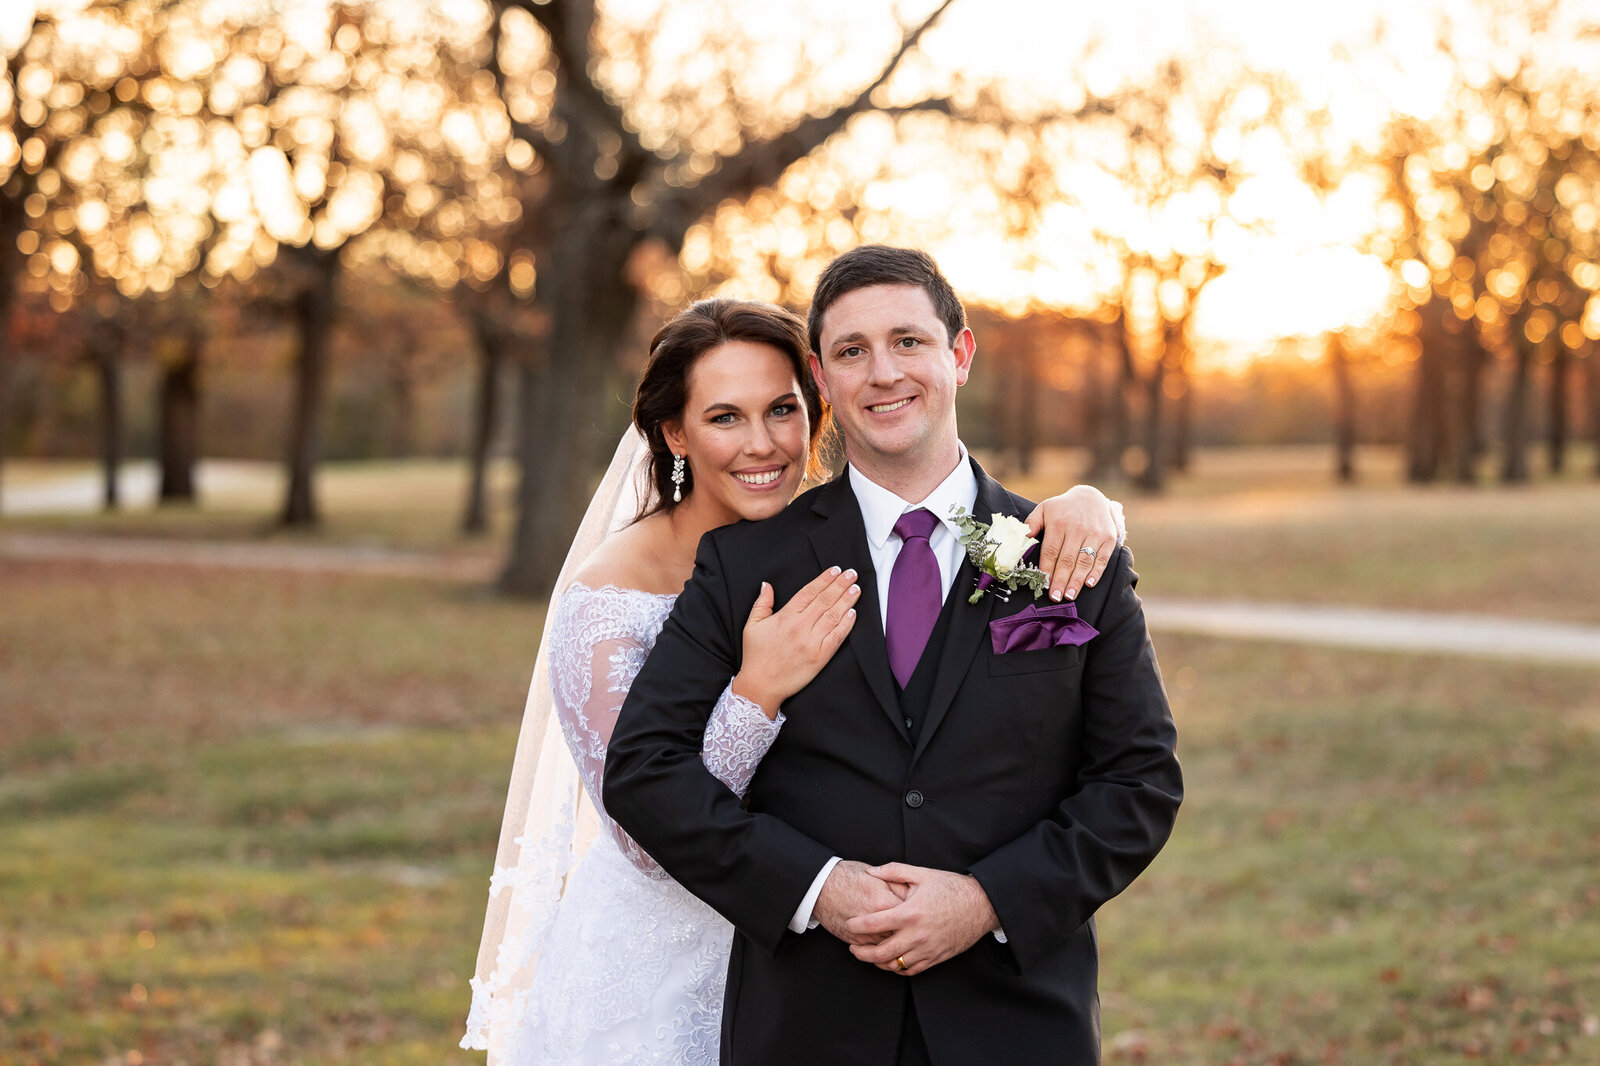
[{"x1": 893, "y1": 579, "x2": 965, "y2": 736}]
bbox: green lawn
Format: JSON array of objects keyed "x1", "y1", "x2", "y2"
[
  {"x1": 1006, "y1": 444, "x2": 1600, "y2": 624},
  {"x1": 1, "y1": 560, "x2": 537, "y2": 1066},
  {"x1": 3, "y1": 447, "x2": 1597, "y2": 1064},
  {"x1": 9, "y1": 445, "x2": 1598, "y2": 621},
  {"x1": 1099, "y1": 636, "x2": 1600, "y2": 1064}
]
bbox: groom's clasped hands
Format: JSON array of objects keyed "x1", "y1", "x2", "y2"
[{"x1": 815, "y1": 860, "x2": 999, "y2": 978}]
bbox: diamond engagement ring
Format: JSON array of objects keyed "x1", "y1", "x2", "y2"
[{"x1": 1078, "y1": 546, "x2": 1097, "y2": 556}]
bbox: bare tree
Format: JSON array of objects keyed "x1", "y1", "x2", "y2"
[{"x1": 483, "y1": 0, "x2": 962, "y2": 593}]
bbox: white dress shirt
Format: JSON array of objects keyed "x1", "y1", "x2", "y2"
[
  {"x1": 848, "y1": 447, "x2": 978, "y2": 634},
  {"x1": 787, "y1": 446, "x2": 980, "y2": 935}
]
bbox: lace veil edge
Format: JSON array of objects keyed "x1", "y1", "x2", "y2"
[{"x1": 462, "y1": 427, "x2": 652, "y2": 1056}]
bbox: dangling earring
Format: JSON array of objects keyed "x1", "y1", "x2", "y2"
[{"x1": 671, "y1": 453, "x2": 686, "y2": 503}]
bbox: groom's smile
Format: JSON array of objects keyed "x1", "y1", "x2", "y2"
[{"x1": 811, "y1": 283, "x2": 975, "y2": 495}]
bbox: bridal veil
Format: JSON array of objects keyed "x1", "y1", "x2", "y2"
[{"x1": 462, "y1": 428, "x2": 652, "y2": 1056}]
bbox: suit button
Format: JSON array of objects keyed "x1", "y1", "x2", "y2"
[
  {"x1": 905, "y1": 790, "x2": 924, "y2": 808},
  {"x1": 904, "y1": 717, "x2": 915, "y2": 731}
]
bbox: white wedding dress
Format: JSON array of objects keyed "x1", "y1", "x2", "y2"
[{"x1": 463, "y1": 580, "x2": 783, "y2": 1065}]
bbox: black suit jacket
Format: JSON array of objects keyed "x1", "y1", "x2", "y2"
[{"x1": 604, "y1": 461, "x2": 1182, "y2": 1065}]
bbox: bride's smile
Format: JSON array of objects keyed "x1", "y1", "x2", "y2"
[{"x1": 663, "y1": 338, "x2": 812, "y2": 527}]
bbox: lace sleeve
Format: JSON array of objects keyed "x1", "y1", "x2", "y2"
[
  {"x1": 546, "y1": 587, "x2": 783, "y2": 877},
  {"x1": 701, "y1": 684, "x2": 784, "y2": 798},
  {"x1": 547, "y1": 587, "x2": 671, "y2": 878}
]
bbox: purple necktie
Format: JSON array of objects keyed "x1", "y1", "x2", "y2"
[{"x1": 886, "y1": 508, "x2": 942, "y2": 688}]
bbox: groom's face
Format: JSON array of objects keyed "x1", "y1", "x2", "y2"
[{"x1": 810, "y1": 283, "x2": 975, "y2": 480}]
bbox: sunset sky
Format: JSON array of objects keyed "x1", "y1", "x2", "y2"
[
  {"x1": 8, "y1": 0, "x2": 1600, "y2": 367},
  {"x1": 652, "y1": 0, "x2": 1600, "y2": 363}
]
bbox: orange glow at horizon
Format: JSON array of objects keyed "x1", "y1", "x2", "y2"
[{"x1": 9, "y1": 0, "x2": 1600, "y2": 361}]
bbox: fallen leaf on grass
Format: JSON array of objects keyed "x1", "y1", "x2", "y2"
[{"x1": 1107, "y1": 1029, "x2": 1148, "y2": 1061}]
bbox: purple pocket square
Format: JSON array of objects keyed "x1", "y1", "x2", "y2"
[{"x1": 989, "y1": 602, "x2": 1099, "y2": 654}]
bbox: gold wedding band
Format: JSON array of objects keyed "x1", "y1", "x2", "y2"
[{"x1": 895, "y1": 956, "x2": 909, "y2": 971}]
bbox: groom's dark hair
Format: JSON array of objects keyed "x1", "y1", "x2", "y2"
[{"x1": 807, "y1": 245, "x2": 967, "y2": 355}]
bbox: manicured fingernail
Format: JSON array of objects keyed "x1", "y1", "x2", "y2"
[
  {"x1": 849, "y1": 585, "x2": 860, "y2": 596},
  {"x1": 1086, "y1": 578, "x2": 1095, "y2": 587},
  {"x1": 844, "y1": 568, "x2": 857, "y2": 580},
  {"x1": 1066, "y1": 587, "x2": 1077, "y2": 600},
  {"x1": 1050, "y1": 589, "x2": 1063, "y2": 602},
  {"x1": 830, "y1": 566, "x2": 841, "y2": 575}
]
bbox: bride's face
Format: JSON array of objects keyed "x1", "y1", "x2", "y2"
[{"x1": 663, "y1": 339, "x2": 811, "y2": 526}]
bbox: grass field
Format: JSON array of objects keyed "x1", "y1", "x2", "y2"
[
  {"x1": 1007, "y1": 445, "x2": 1600, "y2": 624},
  {"x1": 1, "y1": 560, "x2": 540, "y2": 1066},
  {"x1": 0, "y1": 458, "x2": 517, "y2": 555},
  {"x1": 3, "y1": 447, "x2": 1598, "y2": 1064},
  {"x1": 8, "y1": 445, "x2": 1597, "y2": 620}
]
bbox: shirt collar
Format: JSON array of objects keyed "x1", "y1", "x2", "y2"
[{"x1": 848, "y1": 443, "x2": 979, "y2": 549}]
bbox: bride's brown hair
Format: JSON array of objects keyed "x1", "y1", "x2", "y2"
[{"x1": 632, "y1": 298, "x2": 830, "y2": 519}]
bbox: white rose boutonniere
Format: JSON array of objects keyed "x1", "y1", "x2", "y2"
[
  {"x1": 987, "y1": 513, "x2": 1035, "y2": 572},
  {"x1": 949, "y1": 505, "x2": 1050, "y2": 604}
]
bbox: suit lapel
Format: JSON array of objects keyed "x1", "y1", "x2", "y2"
[
  {"x1": 913, "y1": 460, "x2": 1022, "y2": 762},
  {"x1": 807, "y1": 476, "x2": 908, "y2": 741}
]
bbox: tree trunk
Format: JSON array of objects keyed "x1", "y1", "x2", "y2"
[
  {"x1": 1079, "y1": 328, "x2": 1107, "y2": 481},
  {"x1": 1016, "y1": 330, "x2": 1039, "y2": 476},
  {"x1": 1170, "y1": 366, "x2": 1192, "y2": 474},
  {"x1": 0, "y1": 343, "x2": 11, "y2": 503},
  {"x1": 90, "y1": 314, "x2": 126, "y2": 512},
  {"x1": 498, "y1": 216, "x2": 637, "y2": 596},
  {"x1": 1406, "y1": 300, "x2": 1452, "y2": 483},
  {"x1": 389, "y1": 369, "x2": 417, "y2": 458},
  {"x1": 0, "y1": 189, "x2": 25, "y2": 500},
  {"x1": 280, "y1": 245, "x2": 341, "y2": 527},
  {"x1": 1328, "y1": 331, "x2": 1356, "y2": 482},
  {"x1": 1588, "y1": 344, "x2": 1600, "y2": 478},
  {"x1": 1500, "y1": 330, "x2": 1535, "y2": 484},
  {"x1": 1548, "y1": 340, "x2": 1569, "y2": 475},
  {"x1": 1136, "y1": 318, "x2": 1183, "y2": 492},
  {"x1": 158, "y1": 319, "x2": 202, "y2": 503},
  {"x1": 1091, "y1": 309, "x2": 1137, "y2": 485},
  {"x1": 462, "y1": 303, "x2": 508, "y2": 536},
  {"x1": 1452, "y1": 330, "x2": 1489, "y2": 483},
  {"x1": 1135, "y1": 360, "x2": 1165, "y2": 492}
]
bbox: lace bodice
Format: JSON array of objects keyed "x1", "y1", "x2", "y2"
[{"x1": 547, "y1": 582, "x2": 783, "y2": 879}]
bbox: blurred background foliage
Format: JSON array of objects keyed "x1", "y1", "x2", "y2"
[{"x1": 2, "y1": 0, "x2": 1598, "y2": 590}]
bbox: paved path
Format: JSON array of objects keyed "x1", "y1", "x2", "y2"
[
  {"x1": 6, "y1": 533, "x2": 1599, "y2": 665},
  {"x1": 1141, "y1": 598, "x2": 1600, "y2": 666},
  {"x1": 0, "y1": 532, "x2": 496, "y2": 581},
  {"x1": 0, "y1": 461, "x2": 278, "y2": 515}
]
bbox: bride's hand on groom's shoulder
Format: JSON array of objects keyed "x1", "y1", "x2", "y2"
[
  {"x1": 844, "y1": 864, "x2": 1000, "y2": 977},
  {"x1": 813, "y1": 860, "x2": 907, "y2": 946},
  {"x1": 732, "y1": 568, "x2": 860, "y2": 717},
  {"x1": 1027, "y1": 485, "x2": 1123, "y2": 602}
]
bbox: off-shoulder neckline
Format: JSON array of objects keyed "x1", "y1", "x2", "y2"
[{"x1": 564, "y1": 581, "x2": 678, "y2": 601}]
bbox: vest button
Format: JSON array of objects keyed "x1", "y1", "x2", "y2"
[
  {"x1": 905, "y1": 789, "x2": 924, "y2": 808},
  {"x1": 904, "y1": 717, "x2": 915, "y2": 731}
]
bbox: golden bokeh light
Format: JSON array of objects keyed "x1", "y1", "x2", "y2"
[{"x1": 3, "y1": 0, "x2": 1599, "y2": 383}]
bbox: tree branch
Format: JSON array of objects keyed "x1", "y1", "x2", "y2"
[
  {"x1": 670, "y1": 0, "x2": 962, "y2": 234},
  {"x1": 858, "y1": 0, "x2": 959, "y2": 106},
  {"x1": 484, "y1": 9, "x2": 563, "y2": 169},
  {"x1": 498, "y1": 0, "x2": 647, "y2": 175}
]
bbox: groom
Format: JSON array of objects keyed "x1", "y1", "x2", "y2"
[{"x1": 605, "y1": 245, "x2": 1181, "y2": 1064}]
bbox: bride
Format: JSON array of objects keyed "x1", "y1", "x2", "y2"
[{"x1": 461, "y1": 298, "x2": 1124, "y2": 1064}]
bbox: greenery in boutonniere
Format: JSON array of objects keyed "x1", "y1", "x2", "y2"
[{"x1": 949, "y1": 505, "x2": 1050, "y2": 604}]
